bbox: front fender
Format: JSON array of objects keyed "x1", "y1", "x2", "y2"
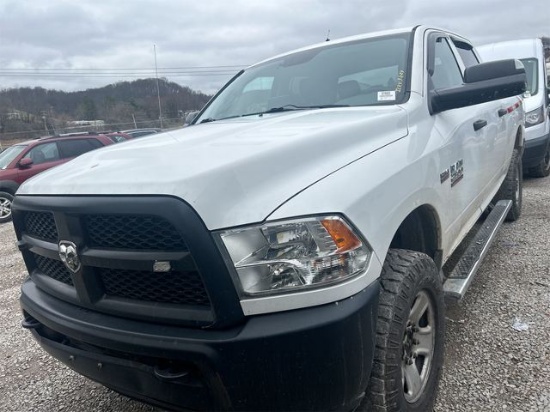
[
  {"x1": 0, "y1": 180, "x2": 20, "y2": 195},
  {"x1": 267, "y1": 135, "x2": 445, "y2": 278}
]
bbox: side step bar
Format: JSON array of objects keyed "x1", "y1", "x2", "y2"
[{"x1": 443, "y1": 200, "x2": 511, "y2": 300}]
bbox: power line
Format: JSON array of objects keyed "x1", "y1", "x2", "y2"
[
  {"x1": 0, "y1": 64, "x2": 248, "y2": 79},
  {"x1": 0, "y1": 72, "x2": 240, "y2": 77},
  {"x1": 0, "y1": 65, "x2": 248, "y2": 71},
  {"x1": 0, "y1": 66, "x2": 247, "y2": 76}
]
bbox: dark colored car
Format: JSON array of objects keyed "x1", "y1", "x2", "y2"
[
  {"x1": 120, "y1": 128, "x2": 162, "y2": 138},
  {"x1": 0, "y1": 133, "x2": 114, "y2": 222}
]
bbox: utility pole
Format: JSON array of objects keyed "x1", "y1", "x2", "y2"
[
  {"x1": 42, "y1": 112, "x2": 48, "y2": 132},
  {"x1": 154, "y1": 44, "x2": 163, "y2": 129}
]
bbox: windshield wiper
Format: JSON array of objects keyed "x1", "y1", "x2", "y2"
[
  {"x1": 263, "y1": 104, "x2": 309, "y2": 113},
  {"x1": 199, "y1": 118, "x2": 217, "y2": 124},
  {"x1": 300, "y1": 104, "x2": 350, "y2": 109},
  {"x1": 251, "y1": 104, "x2": 349, "y2": 117},
  {"x1": 202, "y1": 104, "x2": 350, "y2": 123},
  {"x1": 263, "y1": 104, "x2": 349, "y2": 113}
]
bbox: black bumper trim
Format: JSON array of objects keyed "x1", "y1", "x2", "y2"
[
  {"x1": 32, "y1": 331, "x2": 214, "y2": 411},
  {"x1": 21, "y1": 278, "x2": 380, "y2": 411}
]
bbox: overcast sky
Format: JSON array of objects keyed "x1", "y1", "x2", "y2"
[{"x1": 0, "y1": 0, "x2": 548, "y2": 94}]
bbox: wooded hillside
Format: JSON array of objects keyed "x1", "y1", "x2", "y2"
[{"x1": 0, "y1": 78, "x2": 212, "y2": 144}]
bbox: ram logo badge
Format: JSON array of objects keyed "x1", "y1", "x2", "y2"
[
  {"x1": 58, "y1": 241, "x2": 81, "y2": 273},
  {"x1": 440, "y1": 160, "x2": 464, "y2": 186}
]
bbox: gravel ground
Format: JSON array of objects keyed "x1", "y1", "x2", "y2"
[{"x1": 0, "y1": 176, "x2": 549, "y2": 411}]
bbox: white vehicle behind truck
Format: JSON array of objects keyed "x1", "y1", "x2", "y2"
[
  {"x1": 478, "y1": 38, "x2": 550, "y2": 177},
  {"x1": 13, "y1": 26, "x2": 525, "y2": 411}
]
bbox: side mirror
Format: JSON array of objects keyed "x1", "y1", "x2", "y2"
[
  {"x1": 18, "y1": 158, "x2": 33, "y2": 169},
  {"x1": 431, "y1": 59, "x2": 527, "y2": 114},
  {"x1": 463, "y1": 59, "x2": 526, "y2": 83},
  {"x1": 184, "y1": 111, "x2": 199, "y2": 126}
]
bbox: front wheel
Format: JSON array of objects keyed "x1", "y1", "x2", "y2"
[
  {"x1": 365, "y1": 249, "x2": 445, "y2": 412},
  {"x1": 528, "y1": 140, "x2": 550, "y2": 177},
  {"x1": 0, "y1": 191, "x2": 14, "y2": 223}
]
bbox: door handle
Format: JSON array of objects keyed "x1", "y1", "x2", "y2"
[
  {"x1": 473, "y1": 120, "x2": 487, "y2": 131},
  {"x1": 498, "y1": 109, "x2": 508, "y2": 117}
]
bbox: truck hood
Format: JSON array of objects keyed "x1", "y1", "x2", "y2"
[{"x1": 19, "y1": 107, "x2": 408, "y2": 229}]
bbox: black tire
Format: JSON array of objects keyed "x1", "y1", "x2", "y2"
[
  {"x1": 0, "y1": 191, "x2": 14, "y2": 223},
  {"x1": 528, "y1": 140, "x2": 550, "y2": 177},
  {"x1": 364, "y1": 249, "x2": 445, "y2": 412},
  {"x1": 493, "y1": 149, "x2": 522, "y2": 222}
]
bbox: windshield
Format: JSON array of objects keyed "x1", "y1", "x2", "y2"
[
  {"x1": 519, "y1": 58, "x2": 538, "y2": 95},
  {"x1": 197, "y1": 33, "x2": 411, "y2": 123},
  {"x1": 0, "y1": 145, "x2": 26, "y2": 170}
]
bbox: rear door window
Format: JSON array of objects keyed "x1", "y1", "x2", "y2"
[
  {"x1": 57, "y1": 139, "x2": 102, "y2": 158},
  {"x1": 452, "y1": 40, "x2": 479, "y2": 68}
]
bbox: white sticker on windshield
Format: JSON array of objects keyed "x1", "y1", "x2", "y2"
[{"x1": 378, "y1": 91, "x2": 396, "y2": 101}]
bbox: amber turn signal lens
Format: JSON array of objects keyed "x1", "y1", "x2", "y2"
[{"x1": 321, "y1": 219, "x2": 361, "y2": 252}]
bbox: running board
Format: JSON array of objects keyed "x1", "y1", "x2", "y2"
[{"x1": 443, "y1": 200, "x2": 511, "y2": 300}]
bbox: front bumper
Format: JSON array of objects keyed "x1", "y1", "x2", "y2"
[
  {"x1": 523, "y1": 131, "x2": 550, "y2": 169},
  {"x1": 21, "y1": 278, "x2": 380, "y2": 411}
]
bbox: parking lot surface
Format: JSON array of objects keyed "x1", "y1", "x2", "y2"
[{"x1": 0, "y1": 177, "x2": 549, "y2": 411}]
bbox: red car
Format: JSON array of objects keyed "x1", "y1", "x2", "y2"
[
  {"x1": 0, "y1": 133, "x2": 115, "y2": 223},
  {"x1": 102, "y1": 131, "x2": 133, "y2": 143}
]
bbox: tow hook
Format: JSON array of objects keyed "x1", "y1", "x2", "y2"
[
  {"x1": 153, "y1": 365, "x2": 190, "y2": 382},
  {"x1": 21, "y1": 317, "x2": 41, "y2": 329}
]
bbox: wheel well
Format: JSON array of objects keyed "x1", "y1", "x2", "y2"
[
  {"x1": 389, "y1": 205, "x2": 440, "y2": 264},
  {"x1": 515, "y1": 127, "x2": 524, "y2": 150},
  {"x1": 0, "y1": 188, "x2": 15, "y2": 196},
  {"x1": 0, "y1": 180, "x2": 19, "y2": 196}
]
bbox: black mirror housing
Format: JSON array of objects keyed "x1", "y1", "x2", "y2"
[
  {"x1": 431, "y1": 59, "x2": 527, "y2": 114},
  {"x1": 463, "y1": 59, "x2": 525, "y2": 83}
]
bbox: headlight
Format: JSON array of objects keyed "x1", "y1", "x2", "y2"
[
  {"x1": 218, "y1": 215, "x2": 371, "y2": 297},
  {"x1": 525, "y1": 106, "x2": 544, "y2": 128}
]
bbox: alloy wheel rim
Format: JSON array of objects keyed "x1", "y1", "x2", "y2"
[
  {"x1": 0, "y1": 197, "x2": 12, "y2": 218},
  {"x1": 402, "y1": 290, "x2": 435, "y2": 403}
]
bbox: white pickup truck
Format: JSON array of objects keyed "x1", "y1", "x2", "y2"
[{"x1": 13, "y1": 26, "x2": 525, "y2": 411}]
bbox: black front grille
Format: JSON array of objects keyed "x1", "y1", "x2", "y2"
[
  {"x1": 24, "y1": 212, "x2": 58, "y2": 242},
  {"x1": 34, "y1": 254, "x2": 74, "y2": 286},
  {"x1": 99, "y1": 268, "x2": 210, "y2": 306},
  {"x1": 85, "y1": 215, "x2": 187, "y2": 251},
  {"x1": 14, "y1": 196, "x2": 224, "y2": 326}
]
